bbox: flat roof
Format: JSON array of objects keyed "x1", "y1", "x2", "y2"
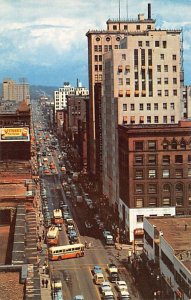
[
  {"x1": 147, "y1": 216, "x2": 191, "y2": 270},
  {"x1": 0, "y1": 183, "x2": 27, "y2": 199},
  {"x1": 148, "y1": 216, "x2": 191, "y2": 252},
  {"x1": 0, "y1": 272, "x2": 24, "y2": 300}
]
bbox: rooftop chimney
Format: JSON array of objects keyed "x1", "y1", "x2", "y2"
[{"x1": 148, "y1": 3, "x2": 151, "y2": 19}]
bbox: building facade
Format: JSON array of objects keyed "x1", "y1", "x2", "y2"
[
  {"x1": 118, "y1": 120, "x2": 191, "y2": 241},
  {"x1": 86, "y1": 4, "x2": 156, "y2": 176},
  {"x1": 54, "y1": 81, "x2": 89, "y2": 115},
  {"x1": 101, "y1": 8, "x2": 184, "y2": 218},
  {"x1": 144, "y1": 216, "x2": 191, "y2": 300},
  {"x1": 2, "y1": 78, "x2": 30, "y2": 104}
]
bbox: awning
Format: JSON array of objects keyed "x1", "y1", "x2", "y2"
[
  {"x1": 135, "y1": 90, "x2": 139, "y2": 95},
  {"x1": 141, "y1": 65, "x2": 146, "y2": 69},
  {"x1": 125, "y1": 65, "x2": 130, "y2": 70},
  {"x1": 131, "y1": 116, "x2": 135, "y2": 122},
  {"x1": 148, "y1": 65, "x2": 153, "y2": 69},
  {"x1": 140, "y1": 116, "x2": 144, "y2": 122},
  {"x1": 142, "y1": 90, "x2": 146, "y2": 94},
  {"x1": 118, "y1": 90, "x2": 123, "y2": 96},
  {"x1": 126, "y1": 90, "x2": 131, "y2": 95},
  {"x1": 175, "y1": 289, "x2": 182, "y2": 298},
  {"x1": 123, "y1": 116, "x2": 128, "y2": 122}
]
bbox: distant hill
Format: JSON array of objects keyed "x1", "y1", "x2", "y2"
[{"x1": 30, "y1": 85, "x2": 59, "y2": 100}]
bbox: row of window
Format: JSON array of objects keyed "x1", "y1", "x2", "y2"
[
  {"x1": 122, "y1": 115, "x2": 175, "y2": 124},
  {"x1": 123, "y1": 102, "x2": 175, "y2": 111},
  {"x1": 111, "y1": 24, "x2": 152, "y2": 31},
  {"x1": 94, "y1": 45, "x2": 119, "y2": 52},
  {"x1": 135, "y1": 168, "x2": 191, "y2": 179},
  {"x1": 118, "y1": 90, "x2": 178, "y2": 97},
  {"x1": 137, "y1": 40, "x2": 167, "y2": 48},
  {"x1": 118, "y1": 77, "x2": 177, "y2": 85},
  {"x1": 135, "y1": 196, "x2": 191, "y2": 212},
  {"x1": 134, "y1": 140, "x2": 190, "y2": 151},
  {"x1": 134, "y1": 154, "x2": 191, "y2": 165},
  {"x1": 95, "y1": 36, "x2": 121, "y2": 42},
  {"x1": 135, "y1": 182, "x2": 190, "y2": 194}
]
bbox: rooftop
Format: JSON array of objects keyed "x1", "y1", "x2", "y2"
[
  {"x1": 0, "y1": 271, "x2": 24, "y2": 300},
  {"x1": 147, "y1": 216, "x2": 191, "y2": 270}
]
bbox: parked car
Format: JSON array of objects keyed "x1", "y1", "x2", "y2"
[{"x1": 115, "y1": 281, "x2": 128, "y2": 292}]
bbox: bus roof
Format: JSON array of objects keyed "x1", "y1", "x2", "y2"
[
  {"x1": 49, "y1": 243, "x2": 84, "y2": 252},
  {"x1": 53, "y1": 209, "x2": 62, "y2": 218},
  {"x1": 47, "y1": 226, "x2": 59, "y2": 238}
]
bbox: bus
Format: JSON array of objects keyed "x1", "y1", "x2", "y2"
[
  {"x1": 46, "y1": 226, "x2": 59, "y2": 246},
  {"x1": 48, "y1": 243, "x2": 85, "y2": 261},
  {"x1": 53, "y1": 209, "x2": 63, "y2": 224}
]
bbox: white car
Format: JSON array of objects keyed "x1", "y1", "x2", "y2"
[
  {"x1": 103, "y1": 290, "x2": 114, "y2": 300},
  {"x1": 119, "y1": 290, "x2": 131, "y2": 299},
  {"x1": 100, "y1": 281, "x2": 112, "y2": 294},
  {"x1": 115, "y1": 281, "x2": 128, "y2": 292}
]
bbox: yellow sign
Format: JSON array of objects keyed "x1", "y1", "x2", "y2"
[{"x1": 0, "y1": 127, "x2": 30, "y2": 141}]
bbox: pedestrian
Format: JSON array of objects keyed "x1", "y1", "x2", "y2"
[
  {"x1": 85, "y1": 241, "x2": 87, "y2": 248},
  {"x1": 45, "y1": 279, "x2": 48, "y2": 288},
  {"x1": 42, "y1": 278, "x2": 45, "y2": 287},
  {"x1": 42, "y1": 265, "x2": 46, "y2": 274},
  {"x1": 39, "y1": 236, "x2": 42, "y2": 242}
]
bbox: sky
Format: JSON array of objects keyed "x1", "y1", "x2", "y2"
[{"x1": 0, "y1": 0, "x2": 191, "y2": 87}]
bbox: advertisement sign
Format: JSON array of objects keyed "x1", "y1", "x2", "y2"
[{"x1": 0, "y1": 127, "x2": 30, "y2": 142}]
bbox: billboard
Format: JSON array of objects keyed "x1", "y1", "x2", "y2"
[{"x1": 0, "y1": 127, "x2": 30, "y2": 142}]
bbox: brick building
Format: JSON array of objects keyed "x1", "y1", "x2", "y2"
[{"x1": 118, "y1": 120, "x2": 191, "y2": 241}]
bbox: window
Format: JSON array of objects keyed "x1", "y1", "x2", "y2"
[
  {"x1": 154, "y1": 103, "x2": 158, "y2": 110},
  {"x1": 113, "y1": 25, "x2": 117, "y2": 30},
  {"x1": 148, "y1": 155, "x2": 157, "y2": 165},
  {"x1": 95, "y1": 55, "x2": 98, "y2": 61},
  {"x1": 170, "y1": 103, "x2": 175, "y2": 110},
  {"x1": 175, "y1": 169, "x2": 183, "y2": 178},
  {"x1": 155, "y1": 41, "x2": 160, "y2": 47},
  {"x1": 147, "y1": 103, "x2": 151, "y2": 110},
  {"x1": 171, "y1": 139, "x2": 177, "y2": 149},
  {"x1": 163, "y1": 198, "x2": 170, "y2": 206},
  {"x1": 163, "y1": 169, "x2": 170, "y2": 178},
  {"x1": 158, "y1": 90, "x2": 162, "y2": 96},
  {"x1": 163, "y1": 41, "x2": 167, "y2": 48},
  {"x1": 116, "y1": 36, "x2": 120, "y2": 41},
  {"x1": 149, "y1": 197, "x2": 157, "y2": 207},
  {"x1": 175, "y1": 183, "x2": 183, "y2": 192},
  {"x1": 160, "y1": 54, "x2": 164, "y2": 59},
  {"x1": 118, "y1": 78, "x2": 123, "y2": 85},
  {"x1": 163, "y1": 155, "x2": 170, "y2": 165},
  {"x1": 104, "y1": 45, "x2": 108, "y2": 52},
  {"x1": 95, "y1": 65, "x2": 98, "y2": 71},
  {"x1": 172, "y1": 54, "x2": 177, "y2": 60},
  {"x1": 148, "y1": 184, "x2": 157, "y2": 194},
  {"x1": 173, "y1": 89, "x2": 177, "y2": 96},
  {"x1": 135, "y1": 155, "x2": 144, "y2": 165},
  {"x1": 171, "y1": 116, "x2": 175, "y2": 123},
  {"x1": 148, "y1": 141, "x2": 156, "y2": 150},
  {"x1": 123, "y1": 104, "x2": 127, "y2": 111},
  {"x1": 137, "y1": 215, "x2": 144, "y2": 222},
  {"x1": 106, "y1": 36, "x2": 110, "y2": 42},
  {"x1": 189, "y1": 197, "x2": 191, "y2": 206},
  {"x1": 99, "y1": 65, "x2": 102, "y2": 71},
  {"x1": 154, "y1": 116, "x2": 158, "y2": 123},
  {"x1": 165, "y1": 90, "x2": 169, "y2": 96},
  {"x1": 135, "y1": 170, "x2": 143, "y2": 179},
  {"x1": 131, "y1": 104, "x2": 135, "y2": 111},
  {"x1": 163, "y1": 103, "x2": 167, "y2": 110},
  {"x1": 175, "y1": 155, "x2": 183, "y2": 163},
  {"x1": 164, "y1": 77, "x2": 168, "y2": 84},
  {"x1": 126, "y1": 78, "x2": 130, "y2": 85},
  {"x1": 135, "y1": 184, "x2": 144, "y2": 194},
  {"x1": 157, "y1": 65, "x2": 161, "y2": 72},
  {"x1": 163, "y1": 184, "x2": 170, "y2": 192},
  {"x1": 135, "y1": 141, "x2": 144, "y2": 151},
  {"x1": 122, "y1": 54, "x2": 126, "y2": 60},
  {"x1": 147, "y1": 25, "x2": 151, "y2": 30},
  {"x1": 138, "y1": 41, "x2": 142, "y2": 47},
  {"x1": 124, "y1": 25, "x2": 128, "y2": 30},
  {"x1": 176, "y1": 197, "x2": 183, "y2": 206},
  {"x1": 164, "y1": 65, "x2": 168, "y2": 72},
  {"x1": 136, "y1": 25, "x2": 140, "y2": 30},
  {"x1": 147, "y1": 116, "x2": 151, "y2": 123},
  {"x1": 157, "y1": 78, "x2": 161, "y2": 84},
  {"x1": 188, "y1": 155, "x2": 191, "y2": 164},
  {"x1": 146, "y1": 41, "x2": 150, "y2": 47},
  {"x1": 173, "y1": 65, "x2": 177, "y2": 72},
  {"x1": 148, "y1": 169, "x2": 156, "y2": 178},
  {"x1": 163, "y1": 116, "x2": 167, "y2": 123},
  {"x1": 173, "y1": 78, "x2": 177, "y2": 84},
  {"x1": 140, "y1": 103, "x2": 144, "y2": 111},
  {"x1": 98, "y1": 45, "x2": 102, "y2": 52}
]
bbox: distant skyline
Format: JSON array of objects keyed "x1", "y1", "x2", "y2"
[{"x1": 0, "y1": 0, "x2": 191, "y2": 87}]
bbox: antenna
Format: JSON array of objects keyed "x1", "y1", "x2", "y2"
[
  {"x1": 126, "y1": 0, "x2": 128, "y2": 20},
  {"x1": 119, "y1": 0, "x2": 121, "y2": 30}
]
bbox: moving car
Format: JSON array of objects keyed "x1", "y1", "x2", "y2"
[
  {"x1": 92, "y1": 265, "x2": 103, "y2": 275},
  {"x1": 115, "y1": 281, "x2": 128, "y2": 292},
  {"x1": 100, "y1": 281, "x2": 112, "y2": 294},
  {"x1": 119, "y1": 290, "x2": 131, "y2": 299}
]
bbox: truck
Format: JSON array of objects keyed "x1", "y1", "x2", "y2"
[
  {"x1": 107, "y1": 263, "x2": 119, "y2": 283},
  {"x1": 103, "y1": 230, "x2": 114, "y2": 245}
]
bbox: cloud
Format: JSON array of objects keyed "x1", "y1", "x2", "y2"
[{"x1": 0, "y1": 0, "x2": 190, "y2": 86}]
